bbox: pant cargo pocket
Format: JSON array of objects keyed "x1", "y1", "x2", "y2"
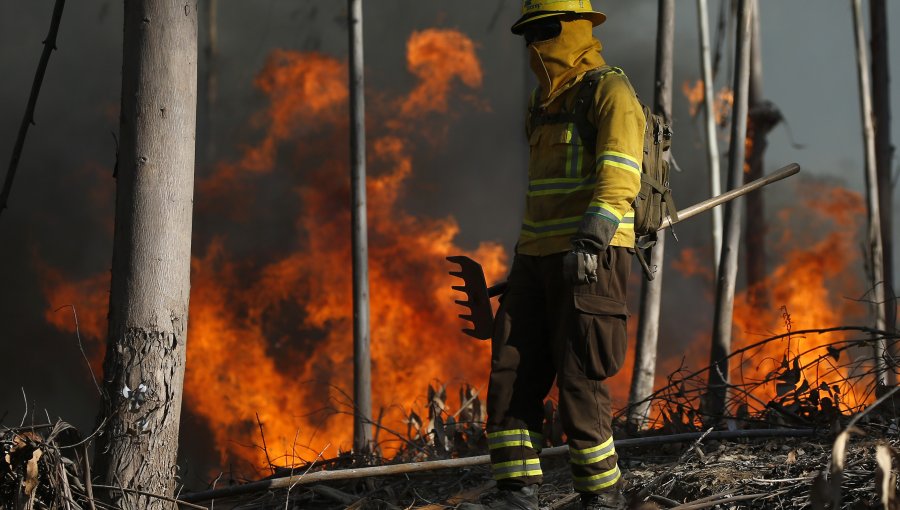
[{"x1": 572, "y1": 294, "x2": 628, "y2": 380}]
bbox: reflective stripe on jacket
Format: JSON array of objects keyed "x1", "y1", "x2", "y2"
[{"x1": 517, "y1": 67, "x2": 645, "y2": 256}]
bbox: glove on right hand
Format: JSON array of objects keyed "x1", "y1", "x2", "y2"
[{"x1": 563, "y1": 245, "x2": 599, "y2": 285}]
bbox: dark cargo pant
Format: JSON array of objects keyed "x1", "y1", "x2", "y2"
[{"x1": 486, "y1": 247, "x2": 630, "y2": 494}]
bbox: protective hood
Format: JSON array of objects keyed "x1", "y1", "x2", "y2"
[{"x1": 528, "y1": 18, "x2": 606, "y2": 106}]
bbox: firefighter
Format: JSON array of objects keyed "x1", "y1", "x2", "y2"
[{"x1": 467, "y1": 2, "x2": 645, "y2": 509}]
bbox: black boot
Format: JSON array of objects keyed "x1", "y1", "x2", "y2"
[
  {"x1": 458, "y1": 485, "x2": 541, "y2": 510},
  {"x1": 579, "y1": 488, "x2": 625, "y2": 510}
]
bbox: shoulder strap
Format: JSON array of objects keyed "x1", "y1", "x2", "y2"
[
  {"x1": 528, "y1": 65, "x2": 621, "y2": 146},
  {"x1": 573, "y1": 65, "x2": 621, "y2": 147}
]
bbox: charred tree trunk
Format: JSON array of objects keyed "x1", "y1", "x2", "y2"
[
  {"x1": 744, "y1": 0, "x2": 776, "y2": 309},
  {"x1": 94, "y1": 1, "x2": 197, "y2": 506},
  {"x1": 870, "y1": 0, "x2": 895, "y2": 334},
  {"x1": 628, "y1": 0, "x2": 675, "y2": 431},
  {"x1": 851, "y1": 0, "x2": 888, "y2": 382},
  {"x1": 706, "y1": 0, "x2": 753, "y2": 422}
]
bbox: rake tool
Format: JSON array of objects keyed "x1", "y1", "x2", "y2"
[{"x1": 448, "y1": 163, "x2": 800, "y2": 340}]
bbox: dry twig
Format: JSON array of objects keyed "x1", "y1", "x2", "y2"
[{"x1": 0, "y1": 0, "x2": 67, "y2": 216}]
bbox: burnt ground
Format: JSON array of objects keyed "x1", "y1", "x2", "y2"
[
  {"x1": 3, "y1": 418, "x2": 900, "y2": 509},
  {"x1": 5, "y1": 328, "x2": 900, "y2": 509},
  {"x1": 224, "y1": 431, "x2": 894, "y2": 509}
]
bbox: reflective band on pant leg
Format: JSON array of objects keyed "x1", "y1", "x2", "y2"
[
  {"x1": 487, "y1": 429, "x2": 545, "y2": 451},
  {"x1": 573, "y1": 465, "x2": 621, "y2": 492},
  {"x1": 569, "y1": 436, "x2": 616, "y2": 466},
  {"x1": 492, "y1": 458, "x2": 543, "y2": 481}
]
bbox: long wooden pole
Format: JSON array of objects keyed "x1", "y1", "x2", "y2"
[
  {"x1": 870, "y1": 0, "x2": 895, "y2": 335},
  {"x1": 180, "y1": 429, "x2": 816, "y2": 503},
  {"x1": 348, "y1": 0, "x2": 372, "y2": 451},
  {"x1": 706, "y1": 0, "x2": 753, "y2": 421},
  {"x1": 697, "y1": 0, "x2": 723, "y2": 272},
  {"x1": 851, "y1": 0, "x2": 889, "y2": 383},
  {"x1": 662, "y1": 164, "x2": 797, "y2": 228},
  {"x1": 628, "y1": 0, "x2": 675, "y2": 431}
]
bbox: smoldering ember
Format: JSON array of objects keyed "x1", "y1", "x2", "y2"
[{"x1": 0, "y1": 1, "x2": 898, "y2": 509}]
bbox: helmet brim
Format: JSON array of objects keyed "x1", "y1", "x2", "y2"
[{"x1": 511, "y1": 10, "x2": 606, "y2": 35}]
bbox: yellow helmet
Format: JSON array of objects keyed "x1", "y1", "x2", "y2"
[{"x1": 511, "y1": 0, "x2": 606, "y2": 34}]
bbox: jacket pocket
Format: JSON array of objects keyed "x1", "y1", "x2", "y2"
[{"x1": 571, "y1": 294, "x2": 628, "y2": 380}]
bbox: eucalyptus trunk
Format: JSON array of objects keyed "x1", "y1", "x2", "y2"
[{"x1": 95, "y1": 1, "x2": 197, "y2": 506}]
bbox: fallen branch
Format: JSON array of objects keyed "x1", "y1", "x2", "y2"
[
  {"x1": 91, "y1": 484, "x2": 207, "y2": 510},
  {"x1": 181, "y1": 428, "x2": 816, "y2": 503},
  {"x1": 0, "y1": 0, "x2": 67, "y2": 216}
]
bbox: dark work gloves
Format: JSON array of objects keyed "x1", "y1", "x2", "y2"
[
  {"x1": 563, "y1": 244, "x2": 599, "y2": 285},
  {"x1": 563, "y1": 214, "x2": 619, "y2": 285}
]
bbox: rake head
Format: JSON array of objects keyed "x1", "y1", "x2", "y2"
[{"x1": 447, "y1": 255, "x2": 495, "y2": 340}]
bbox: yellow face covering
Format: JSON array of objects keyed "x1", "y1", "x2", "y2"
[{"x1": 528, "y1": 18, "x2": 606, "y2": 106}]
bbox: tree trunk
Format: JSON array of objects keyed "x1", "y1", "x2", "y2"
[
  {"x1": 94, "y1": 1, "x2": 197, "y2": 506},
  {"x1": 706, "y1": 0, "x2": 753, "y2": 422},
  {"x1": 627, "y1": 0, "x2": 675, "y2": 431},
  {"x1": 697, "y1": 0, "x2": 723, "y2": 273},
  {"x1": 851, "y1": 0, "x2": 888, "y2": 382},
  {"x1": 870, "y1": 0, "x2": 895, "y2": 334},
  {"x1": 348, "y1": 0, "x2": 372, "y2": 452},
  {"x1": 744, "y1": 0, "x2": 773, "y2": 309}
]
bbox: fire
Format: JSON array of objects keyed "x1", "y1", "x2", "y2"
[
  {"x1": 730, "y1": 182, "x2": 870, "y2": 409},
  {"x1": 36, "y1": 265, "x2": 108, "y2": 377},
  {"x1": 682, "y1": 80, "x2": 704, "y2": 117},
  {"x1": 40, "y1": 28, "x2": 506, "y2": 472},
  {"x1": 681, "y1": 79, "x2": 733, "y2": 126},
  {"x1": 671, "y1": 248, "x2": 714, "y2": 283},
  {"x1": 667, "y1": 179, "x2": 873, "y2": 420},
  {"x1": 400, "y1": 30, "x2": 483, "y2": 117}
]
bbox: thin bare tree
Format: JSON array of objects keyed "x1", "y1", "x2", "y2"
[
  {"x1": 706, "y1": 0, "x2": 753, "y2": 421},
  {"x1": 870, "y1": 0, "x2": 895, "y2": 334},
  {"x1": 348, "y1": 0, "x2": 373, "y2": 452},
  {"x1": 697, "y1": 0, "x2": 723, "y2": 272},
  {"x1": 628, "y1": 0, "x2": 675, "y2": 430},
  {"x1": 851, "y1": 0, "x2": 888, "y2": 382}
]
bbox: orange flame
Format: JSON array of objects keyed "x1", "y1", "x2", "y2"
[
  {"x1": 671, "y1": 248, "x2": 714, "y2": 283},
  {"x1": 730, "y1": 184, "x2": 870, "y2": 409},
  {"x1": 682, "y1": 80, "x2": 733, "y2": 126},
  {"x1": 41, "y1": 28, "x2": 505, "y2": 472},
  {"x1": 400, "y1": 30, "x2": 483, "y2": 117},
  {"x1": 669, "y1": 181, "x2": 873, "y2": 418}
]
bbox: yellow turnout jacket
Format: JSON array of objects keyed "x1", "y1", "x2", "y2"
[{"x1": 517, "y1": 66, "x2": 646, "y2": 256}]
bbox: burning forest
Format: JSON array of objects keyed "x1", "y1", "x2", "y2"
[{"x1": 0, "y1": 1, "x2": 898, "y2": 509}]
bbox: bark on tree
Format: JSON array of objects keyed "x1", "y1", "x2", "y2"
[
  {"x1": 94, "y1": 1, "x2": 197, "y2": 506},
  {"x1": 627, "y1": 0, "x2": 675, "y2": 431},
  {"x1": 870, "y1": 0, "x2": 895, "y2": 334}
]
